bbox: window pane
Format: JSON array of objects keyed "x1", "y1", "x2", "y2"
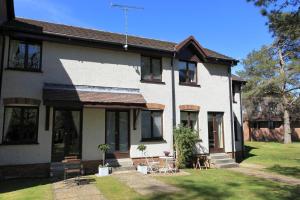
[
  {"x1": 4, "y1": 107, "x2": 38, "y2": 144},
  {"x1": 28, "y1": 44, "x2": 41, "y2": 70},
  {"x1": 141, "y1": 56, "x2": 151, "y2": 80},
  {"x1": 188, "y1": 62, "x2": 197, "y2": 83},
  {"x1": 190, "y1": 112, "x2": 198, "y2": 131},
  {"x1": 9, "y1": 40, "x2": 26, "y2": 69},
  {"x1": 141, "y1": 111, "x2": 151, "y2": 139},
  {"x1": 152, "y1": 112, "x2": 162, "y2": 138},
  {"x1": 178, "y1": 61, "x2": 187, "y2": 82},
  {"x1": 152, "y1": 58, "x2": 161, "y2": 80}
]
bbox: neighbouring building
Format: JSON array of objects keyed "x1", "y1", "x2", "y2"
[{"x1": 0, "y1": 0, "x2": 244, "y2": 178}]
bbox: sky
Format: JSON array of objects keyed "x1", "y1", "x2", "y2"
[{"x1": 14, "y1": 0, "x2": 274, "y2": 74}]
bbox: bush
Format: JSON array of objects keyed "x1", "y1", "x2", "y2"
[{"x1": 174, "y1": 125, "x2": 198, "y2": 168}]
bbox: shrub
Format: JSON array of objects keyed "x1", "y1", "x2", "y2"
[
  {"x1": 137, "y1": 144, "x2": 147, "y2": 157},
  {"x1": 174, "y1": 125, "x2": 198, "y2": 168}
]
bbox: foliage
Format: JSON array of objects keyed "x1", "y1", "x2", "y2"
[
  {"x1": 98, "y1": 144, "x2": 110, "y2": 153},
  {"x1": 137, "y1": 144, "x2": 147, "y2": 153},
  {"x1": 98, "y1": 144, "x2": 110, "y2": 167},
  {"x1": 174, "y1": 126, "x2": 198, "y2": 168}
]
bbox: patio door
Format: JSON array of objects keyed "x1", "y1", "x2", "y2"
[
  {"x1": 208, "y1": 112, "x2": 225, "y2": 153},
  {"x1": 52, "y1": 108, "x2": 82, "y2": 162},
  {"x1": 106, "y1": 110, "x2": 130, "y2": 158}
]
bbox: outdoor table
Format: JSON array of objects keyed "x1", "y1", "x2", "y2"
[{"x1": 159, "y1": 156, "x2": 175, "y2": 173}]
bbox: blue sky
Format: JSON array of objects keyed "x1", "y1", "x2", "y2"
[{"x1": 14, "y1": 0, "x2": 274, "y2": 74}]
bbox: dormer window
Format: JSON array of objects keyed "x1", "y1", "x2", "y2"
[
  {"x1": 141, "y1": 56, "x2": 162, "y2": 82},
  {"x1": 8, "y1": 39, "x2": 42, "y2": 72},
  {"x1": 178, "y1": 61, "x2": 197, "y2": 84}
]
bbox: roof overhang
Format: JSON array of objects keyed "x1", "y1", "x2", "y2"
[{"x1": 43, "y1": 83, "x2": 146, "y2": 108}]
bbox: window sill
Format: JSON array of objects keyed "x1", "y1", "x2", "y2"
[
  {"x1": 5, "y1": 68, "x2": 43, "y2": 73},
  {"x1": 140, "y1": 138, "x2": 166, "y2": 143},
  {"x1": 0, "y1": 142, "x2": 39, "y2": 146},
  {"x1": 179, "y1": 83, "x2": 200, "y2": 87},
  {"x1": 140, "y1": 80, "x2": 165, "y2": 85}
]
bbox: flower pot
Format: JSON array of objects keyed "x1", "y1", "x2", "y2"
[
  {"x1": 164, "y1": 151, "x2": 170, "y2": 156},
  {"x1": 137, "y1": 165, "x2": 148, "y2": 175},
  {"x1": 97, "y1": 166, "x2": 109, "y2": 176}
]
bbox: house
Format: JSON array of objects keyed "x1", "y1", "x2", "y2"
[
  {"x1": 243, "y1": 97, "x2": 300, "y2": 142},
  {"x1": 0, "y1": 0, "x2": 244, "y2": 178}
]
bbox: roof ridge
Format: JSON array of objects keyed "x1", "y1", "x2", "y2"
[{"x1": 16, "y1": 17, "x2": 177, "y2": 45}]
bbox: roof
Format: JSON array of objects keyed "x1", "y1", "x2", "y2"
[
  {"x1": 2, "y1": 18, "x2": 237, "y2": 62},
  {"x1": 43, "y1": 83, "x2": 146, "y2": 106},
  {"x1": 232, "y1": 75, "x2": 246, "y2": 83}
]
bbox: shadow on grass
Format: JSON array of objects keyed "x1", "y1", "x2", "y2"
[
  {"x1": 267, "y1": 165, "x2": 300, "y2": 179},
  {"x1": 142, "y1": 172, "x2": 300, "y2": 200},
  {"x1": 242, "y1": 145, "x2": 258, "y2": 162},
  {"x1": 0, "y1": 178, "x2": 52, "y2": 194}
]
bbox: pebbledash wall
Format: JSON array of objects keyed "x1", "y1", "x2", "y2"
[{"x1": 0, "y1": 36, "x2": 241, "y2": 167}]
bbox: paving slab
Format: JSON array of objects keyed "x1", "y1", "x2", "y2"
[
  {"x1": 52, "y1": 178, "x2": 106, "y2": 200},
  {"x1": 113, "y1": 171, "x2": 182, "y2": 195}
]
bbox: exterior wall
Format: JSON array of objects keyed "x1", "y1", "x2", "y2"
[
  {"x1": 0, "y1": 38, "x2": 173, "y2": 165},
  {"x1": 243, "y1": 120, "x2": 300, "y2": 142},
  {"x1": 0, "y1": 36, "x2": 239, "y2": 166},
  {"x1": 232, "y1": 83, "x2": 243, "y2": 151},
  {"x1": 174, "y1": 61, "x2": 234, "y2": 153}
]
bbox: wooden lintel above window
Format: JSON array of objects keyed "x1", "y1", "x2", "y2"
[
  {"x1": 179, "y1": 104, "x2": 200, "y2": 111},
  {"x1": 145, "y1": 103, "x2": 165, "y2": 110},
  {"x1": 3, "y1": 97, "x2": 41, "y2": 106}
]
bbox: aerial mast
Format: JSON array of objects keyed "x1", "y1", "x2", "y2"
[{"x1": 110, "y1": 2, "x2": 144, "y2": 50}]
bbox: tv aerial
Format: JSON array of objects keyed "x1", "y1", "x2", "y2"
[{"x1": 110, "y1": 2, "x2": 144, "y2": 50}]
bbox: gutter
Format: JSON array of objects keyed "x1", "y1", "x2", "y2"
[
  {"x1": 171, "y1": 50, "x2": 176, "y2": 155},
  {"x1": 228, "y1": 65, "x2": 235, "y2": 159}
]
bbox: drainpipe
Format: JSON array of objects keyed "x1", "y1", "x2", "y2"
[
  {"x1": 239, "y1": 83, "x2": 245, "y2": 159},
  {"x1": 228, "y1": 65, "x2": 235, "y2": 159},
  {"x1": 0, "y1": 35, "x2": 5, "y2": 100},
  {"x1": 171, "y1": 51, "x2": 176, "y2": 156}
]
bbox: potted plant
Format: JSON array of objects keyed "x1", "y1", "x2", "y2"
[
  {"x1": 163, "y1": 151, "x2": 170, "y2": 156},
  {"x1": 136, "y1": 144, "x2": 148, "y2": 175},
  {"x1": 97, "y1": 144, "x2": 110, "y2": 176}
]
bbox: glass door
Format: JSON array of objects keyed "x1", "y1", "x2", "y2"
[
  {"x1": 208, "y1": 112, "x2": 224, "y2": 153},
  {"x1": 52, "y1": 109, "x2": 82, "y2": 162},
  {"x1": 106, "y1": 110, "x2": 129, "y2": 158}
]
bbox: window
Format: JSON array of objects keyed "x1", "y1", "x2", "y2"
[
  {"x1": 2, "y1": 106, "x2": 39, "y2": 144},
  {"x1": 141, "y1": 110, "x2": 163, "y2": 140},
  {"x1": 141, "y1": 56, "x2": 162, "y2": 81},
  {"x1": 180, "y1": 111, "x2": 198, "y2": 131},
  {"x1": 178, "y1": 61, "x2": 197, "y2": 84},
  {"x1": 8, "y1": 39, "x2": 41, "y2": 71}
]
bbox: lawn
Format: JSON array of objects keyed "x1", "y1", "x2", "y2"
[
  {"x1": 95, "y1": 170, "x2": 300, "y2": 200},
  {"x1": 0, "y1": 178, "x2": 53, "y2": 200},
  {"x1": 243, "y1": 141, "x2": 300, "y2": 178}
]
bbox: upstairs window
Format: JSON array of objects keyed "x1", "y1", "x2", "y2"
[
  {"x1": 141, "y1": 56, "x2": 162, "y2": 82},
  {"x1": 141, "y1": 110, "x2": 163, "y2": 141},
  {"x1": 178, "y1": 61, "x2": 197, "y2": 84},
  {"x1": 8, "y1": 39, "x2": 42, "y2": 71},
  {"x1": 2, "y1": 106, "x2": 39, "y2": 144}
]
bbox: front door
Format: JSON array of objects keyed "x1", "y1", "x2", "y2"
[
  {"x1": 208, "y1": 112, "x2": 225, "y2": 153},
  {"x1": 52, "y1": 109, "x2": 82, "y2": 162},
  {"x1": 106, "y1": 110, "x2": 130, "y2": 158}
]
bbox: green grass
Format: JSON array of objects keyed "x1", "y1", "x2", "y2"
[
  {"x1": 0, "y1": 178, "x2": 53, "y2": 200},
  {"x1": 95, "y1": 170, "x2": 300, "y2": 200},
  {"x1": 243, "y1": 141, "x2": 300, "y2": 178},
  {"x1": 95, "y1": 176, "x2": 142, "y2": 200}
]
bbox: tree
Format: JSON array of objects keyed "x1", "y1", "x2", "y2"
[{"x1": 238, "y1": 45, "x2": 300, "y2": 143}]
